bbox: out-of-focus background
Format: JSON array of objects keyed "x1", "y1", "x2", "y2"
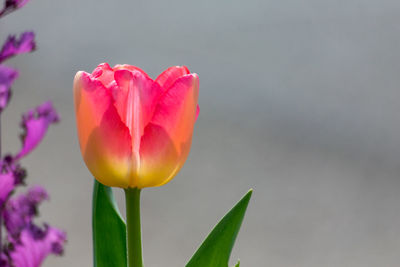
[{"x1": 1, "y1": 0, "x2": 400, "y2": 266}]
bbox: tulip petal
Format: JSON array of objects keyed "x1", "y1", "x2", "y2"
[
  {"x1": 155, "y1": 66, "x2": 190, "y2": 91},
  {"x1": 152, "y1": 74, "x2": 199, "y2": 149},
  {"x1": 91, "y1": 63, "x2": 115, "y2": 89},
  {"x1": 196, "y1": 105, "x2": 200, "y2": 120},
  {"x1": 74, "y1": 72, "x2": 133, "y2": 188},
  {"x1": 113, "y1": 69, "x2": 162, "y2": 136},
  {"x1": 138, "y1": 74, "x2": 199, "y2": 188},
  {"x1": 113, "y1": 64, "x2": 150, "y2": 79},
  {"x1": 113, "y1": 70, "x2": 163, "y2": 179}
]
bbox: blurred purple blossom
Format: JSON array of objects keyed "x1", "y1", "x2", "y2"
[
  {"x1": 1, "y1": 188, "x2": 66, "y2": 267},
  {"x1": 0, "y1": 172, "x2": 14, "y2": 206},
  {"x1": 0, "y1": 157, "x2": 25, "y2": 205},
  {"x1": 0, "y1": 65, "x2": 18, "y2": 112},
  {"x1": 3, "y1": 186, "x2": 48, "y2": 239},
  {"x1": 0, "y1": 32, "x2": 35, "y2": 113},
  {"x1": 9, "y1": 225, "x2": 66, "y2": 267},
  {"x1": 0, "y1": 32, "x2": 35, "y2": 63},
  {"x1": 0, "y1": 0, "x2": 30, "y2": 18},
  {"x1": 17, "y1": 101, "x2": 59, "y2": 159}
]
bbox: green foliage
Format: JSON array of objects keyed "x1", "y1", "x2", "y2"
[
  {"x1": 92, "y1": 180, "x2": 127, "y2": 267},
  {"x1": 91, "y1": 180, "x2": 252, "y2": 267},
  {"x1": 186, "y1": 190, "x2": 253, "y2": 267}
]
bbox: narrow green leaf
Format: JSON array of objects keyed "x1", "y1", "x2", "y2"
[
  {"x1": 93, "y1": 180, "x2": 127, "y2": 267},
  {"x1": 234, "y1": 260, "x2": 240, "y2": 267},
  {"x1": 186, "y1": 189, "x2": 253, "y2": 267}
]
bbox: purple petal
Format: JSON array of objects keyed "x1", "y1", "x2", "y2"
[
  {"x1": 14, "y1": 0, "x2": 30, "y2": 8},
  {"x1": 0, "y1": 0, "x2": 30, "y2": 17},
  {"x1": 0, "y1": 32, "x2": 35, "y2": 63},
  {"x1": 16, "y1": 101, "x2": 59, "y2": 159},
  {"x1": 0, "y1": 253, "x2": 11, "y2": 267},
  {"x1": 3, "y1": 186, "x2": 48, "y2": 239},
  {"x1": 0, "y1": 172, "x2": 15, "y2": 205},
  {"x1": 0, "y1": 0, "x2": 29, "y2": 17},
  {"x1": 0, "y1": 157, "x2": 26, "y2": 206},
  {"x1": 1, "y1": 187, "x2": 66, "y2": 267},
  {"x1": 26, "y1": 185, "x2": 48, "y2": 204},
  {"x1": 0, "y1": 64, "x2": 18, "y2": 112},
  {"x1": 8, "y1": 225, "x2": 66, "y2": 267}
]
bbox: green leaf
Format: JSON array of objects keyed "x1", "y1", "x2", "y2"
[
  {"x1": 234, "y1": 260, "x2": 240, "y2": 267},
  {"x1": 92, "y1": 180, "x2": 127, "y2": 267},
  {"x1": 186, "y1": 189, "x2": 253, "y2": 267}
]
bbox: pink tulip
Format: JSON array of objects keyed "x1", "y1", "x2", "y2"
[{"x1": 73, "y1": 63, "x2": 199, "y2": 188}]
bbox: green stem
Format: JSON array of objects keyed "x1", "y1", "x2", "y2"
[{"x1": 124, "y1": 188, "x2": 143, "y2": 267}]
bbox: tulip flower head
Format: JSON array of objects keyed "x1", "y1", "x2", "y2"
[{"x1": 74, "y1": 64, "x2": 199, "y2": 188}]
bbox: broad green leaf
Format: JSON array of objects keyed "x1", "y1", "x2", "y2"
[
  {"x1": 93, "y1": 180, "x2": 127, "y2": 267},
  {"x1": 186, "y1": 190, "x2": 253, "y2": 267}
]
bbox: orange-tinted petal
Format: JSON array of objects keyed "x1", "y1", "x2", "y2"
[
  {"x1": 113, "y1": 64, "x2": 151, "y2": 79},
  {"x1": 137, "y1": 74, "x2": 199, "y2": 188},
  {"x1": 155, "y1": 66, "x2": 190, "y2": 91},
  {"x1": 113, "y1": 69, "x2": 162, "y2": 138},
  {"x1": 91, "y1": 63, "x2": 115, "y2": 89},
  {"x1": 74, "y1": 71, "x2": 133, "y2": 188},
  {"x1": 195, "y1": 105, "x2": 200, "y2": 120}
]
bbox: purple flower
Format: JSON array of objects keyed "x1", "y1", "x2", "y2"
[
  {"x1": 0, "y1": 65, "x2": 18, "y2": 112},
  {"x1": 0, "y1": 0, "x2": 30, "y2": 18},
  {"x1": 8, "y1": 225, "x2": 66, "y2": 267},
  {"x1": 1, "y1": 187, "x2": 66, "y2": 267},
  {"x1": 0, "y1": 31, "x2": 35, "y2": 113},
  {"x1": 3, "y1": 186, "x2": 47, "y2": 239},
  {"x1": 0, "y1": 32, "x2": 35, "y2": 63},
  {"x1": 17, "y1": 101, "x2": 59, "y2": 159},
  {"x1": 0, "y1": 173, "x2": 15, "y2": 206},
  {"x1": 0, "y1": 157, "x2": 26, "y2": 206}
]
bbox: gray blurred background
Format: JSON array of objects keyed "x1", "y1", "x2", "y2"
[{"x1": 1, "y1": 0, "x2": 400, "y2": 266}]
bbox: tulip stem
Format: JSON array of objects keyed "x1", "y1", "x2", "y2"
[{"x1": 125, "y1": 188, "x2": 143, "y2": 267}]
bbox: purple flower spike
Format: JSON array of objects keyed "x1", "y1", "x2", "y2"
[
  {"x1": 0, "y1": 2, "x2": 66, "y2": 266},
  {"x1": 8, "y1": 225, "x2": 66, "y2": 267},
  {"x1": 17, "y1": 101, "x2": 59, "y2": 159},
  {"x1": 0, "y1": 32, "x2": 35, "y2": 63},
  {"x1": 0, "y1": 64, "x2": 18, "y2": 112},
  {"x1": 3, "y1": 186, "x2": 48, "y2": 239}
]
